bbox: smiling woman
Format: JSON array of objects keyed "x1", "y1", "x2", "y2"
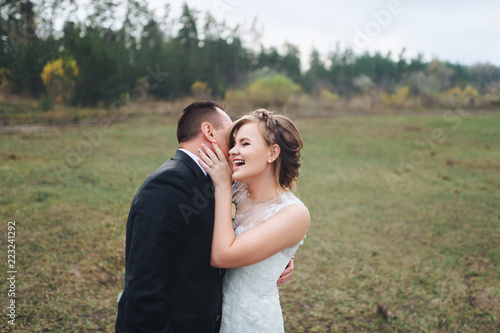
[
  {"x1": 228, "y1": 109, "x2": 303, "y2": 190},
  {"x1": 198, "y1": 108, "x2": 310, "y2": 332},
  {"x1": 229, "y1": 122, "x2": 275, "y2": 187}
]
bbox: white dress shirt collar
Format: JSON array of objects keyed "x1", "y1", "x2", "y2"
[{"x1": 179, "y1": 148, "x2": 207, "y2": 176}]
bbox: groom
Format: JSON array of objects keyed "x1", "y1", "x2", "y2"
[{"x1": 115, "y1": 102, "x2": 293, "y2": 333}]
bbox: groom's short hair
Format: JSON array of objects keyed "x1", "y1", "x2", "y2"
[{"x1": 176, "y1": 101, "x2": 226, "y2": 143}]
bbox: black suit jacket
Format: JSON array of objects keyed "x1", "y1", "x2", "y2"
[{"x1": 116, "y1": 150, "x2": 223, "y2": 333}]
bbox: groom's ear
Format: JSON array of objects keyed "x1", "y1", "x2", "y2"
[{"x1": 201, "y1": 122, "x2": 216, "y2": 143}]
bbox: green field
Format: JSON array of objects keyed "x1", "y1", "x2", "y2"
[{"x1": 1, "y1": 111, "x2": 499, "y2": 332}]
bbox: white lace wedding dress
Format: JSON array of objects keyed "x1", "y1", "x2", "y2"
[{"x1": 220, "y1": 182, "x2": 306, "y2": 333}]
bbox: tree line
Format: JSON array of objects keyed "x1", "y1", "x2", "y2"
[{"x1": 1, "y1": 0, "x2": 499, "y2": 109}]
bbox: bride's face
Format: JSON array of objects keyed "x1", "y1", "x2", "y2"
[{"x1": 229, "y1": 122, "x2": 273, "y2": 182}]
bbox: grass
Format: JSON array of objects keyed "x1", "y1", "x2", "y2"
[
  {"x1": 1, "y1": 110, "x2": 499, "y2": 332},
  {"x1": 0, "y1": 95, "x2": 185, "y2": 126},
  {"x1": 0, "y1": 98, "x2": 113, "y2": 126}
]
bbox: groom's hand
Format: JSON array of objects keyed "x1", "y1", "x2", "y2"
[{"x1": 277, "y1": 257, "x2": 294, "y2": 287}]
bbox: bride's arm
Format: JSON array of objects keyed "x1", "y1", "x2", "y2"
[
  {"x1": 213, "y1": 204, "x2": 309, "y2": 268},
  {"x1": 198, "y1": 142, "x2": 237, "y2": 264},
  {"x1": 199, "y1": 143, "x2": 310, "y2": 269}
]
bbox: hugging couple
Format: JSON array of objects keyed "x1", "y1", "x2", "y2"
[{"x1": 115, "y1": 101, "x2": 310, "y2": 333}]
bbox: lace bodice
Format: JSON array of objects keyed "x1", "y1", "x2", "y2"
[{"x1": 220, "y1": 182, "x2": 306, "y2": 333}]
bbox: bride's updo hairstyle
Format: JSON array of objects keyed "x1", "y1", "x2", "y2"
[{"x1": 228, "y1": 109, "x2": 303, "y2": 189}]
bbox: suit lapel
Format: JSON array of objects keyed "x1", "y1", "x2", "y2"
[{"x1": 174, "y1": 150, "x2": 215, "y2": 215}]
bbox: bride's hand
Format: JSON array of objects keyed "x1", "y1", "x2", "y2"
[{"x1": 198, "y1": 143, "x2": 232, "y2": 189}]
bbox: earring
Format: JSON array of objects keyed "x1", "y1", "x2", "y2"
[{"x1": 268, "y1": 159, "x2": 272, "y2": 163}]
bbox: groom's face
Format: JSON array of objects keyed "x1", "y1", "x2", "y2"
[{"x1": 213, "y1": 108, "x2": 234, "y2": 159}]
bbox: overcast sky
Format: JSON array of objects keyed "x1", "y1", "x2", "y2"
[{"x1": 150, "y1": 0, "x2": 500, "y2": 67}]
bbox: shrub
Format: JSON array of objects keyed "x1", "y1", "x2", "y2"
[
  {"x1": 247, "y1": 74, "x2": 300, "y2": 108},
  {"x1": 440, "y1": 85, "x2": 478, "y2": 107},
  {"x1": 223, "y1": 89, "x2": 251, "y2": 113},
  {"x1": 320, "y1": 89, "x2": 340, "y2": 102},
  {"x1": 380, "y1": 86, "x2": 410, "y2": 108},
  {"x1": 191, "y1": 81, "x2": 211, "y2": 99},
  {"x1": 40, "y1": 56, "x2": 79, "y2": 104}
]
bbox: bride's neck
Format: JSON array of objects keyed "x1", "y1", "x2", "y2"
[{"x1": 246, "y1": 181, "x2": 283, "y2": 201}]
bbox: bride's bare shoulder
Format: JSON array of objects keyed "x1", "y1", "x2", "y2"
[{"x1": 277, "y1": 203, "x2": 310, "y2": 229}]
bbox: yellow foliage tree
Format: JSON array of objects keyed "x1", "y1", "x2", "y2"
[
  {"x1": 380, "y1": 86, "x2": 410, "y2": 108},
  {"x1": 191, "y1": 81, "x2": 211, "y2": 99},
  {"x1": 441, "y1": 85, "x2": 478, "y2": 106},
  {"x1": 40, "y1": 57, "x2": 79, "y2": 103}
]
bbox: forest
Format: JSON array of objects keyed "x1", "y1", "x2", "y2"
[{"x1": 1, "y1": 0, "x2": 500, "y2": 113}]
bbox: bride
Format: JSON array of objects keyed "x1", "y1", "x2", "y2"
[{"x1": 198, "y1": 109, "x2": 310, "y2": 332}]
